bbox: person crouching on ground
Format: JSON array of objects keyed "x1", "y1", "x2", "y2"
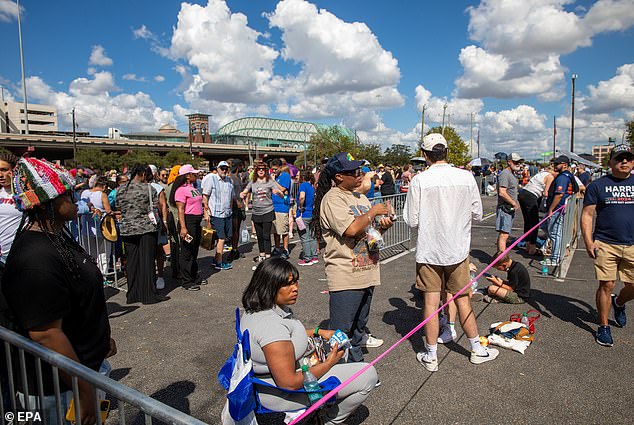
[
  {"x1": 241, "y1": 258, "x2": 378, "y2": 424},
  {"x1": 2, "y1": 158, "x2": 116, "y2": 425},
  {"x1": 484, "y1": 251, "x2": 531, "y2": 304}
]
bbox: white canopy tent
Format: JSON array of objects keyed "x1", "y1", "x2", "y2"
[{"x1": 555, "y1": 148, "x2": 601, "y2": 169}]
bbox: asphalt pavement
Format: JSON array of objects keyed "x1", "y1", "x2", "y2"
[{"x1": 105, "y1": 195, "x2": 633, "y2": 424}]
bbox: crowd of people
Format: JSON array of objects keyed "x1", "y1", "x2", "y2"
[{"x1": 0, "y1": 138, "x2": 632, "y2": 424}]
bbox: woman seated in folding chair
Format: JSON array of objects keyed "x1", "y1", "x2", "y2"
[{"x1": 241, "y1": 257, "x2": 378, "y2": 424}]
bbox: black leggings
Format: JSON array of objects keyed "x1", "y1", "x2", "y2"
[
  {"x1": 518, "y1": 189, "x2": 539, "y2": 244},
  {"x1": 179, "y1": 214, "x2": 203, "y2": 286},
  {"x1": 253, "y1": 220, "x2": 273, "y2": 255}
]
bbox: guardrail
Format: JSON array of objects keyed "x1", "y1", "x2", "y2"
[
  {"x1": 554, "y1": 196, "x2": 584, "y2": 279},
  {"x1": 71, "y1": 215, "x2": 123, "y2": 291},
  {"x1": 373, "y1": 193, "x2": 411, "y2": 254},
  {"x1": 0, "y1": 326, "x2": 207, "y2": 425}
]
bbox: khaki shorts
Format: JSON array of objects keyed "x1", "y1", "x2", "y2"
[
  {"x1": 273, "y1": 212, "x2": 289, "y2": 235},
  {"x1": 416, "y1": 258, "x2": 470, "y2": 295},
  {"x1": 594, "y1": 240, "x2": 634, "y2": 283}
]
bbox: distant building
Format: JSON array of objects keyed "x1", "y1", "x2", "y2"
[
  {"x1": 187, "y1": 113, "x2": 212, "y2": 144},
  {"x1": 121, "y1": 123, "x2": 188, "y2": 143},
  {"x1": 592, "y1": 144, "x2": 612, "y2": 163},
  {"x1": 0, "y1": 101, "x2": 58, "y2": 135}
]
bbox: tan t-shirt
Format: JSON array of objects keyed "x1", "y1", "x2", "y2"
[{"x1": 320, "y1": 186, "x2": 381, "y2": 291}]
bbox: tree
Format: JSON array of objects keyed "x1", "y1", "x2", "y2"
[
  {"x1": 307, "y1": 126, "x2": 359, "y2": 164},
  {"x1": 163, "y1": 150, "x2": 204, "y2": 168},
  {"x1": 382, "y1": 144, "x2": 412, "y2": 166},
  {"x1": 626, "y1": 119, "x2": 634, "y2": 148},
  {"x1": 357, "y1": 143, "x2": 383, "y2": 166},
  {"x1": 75, "y1": 148, "x2": 121, "y2": 172},
  {"x1": 426, "y1": 126, "x2": 471, "y2": 167}
]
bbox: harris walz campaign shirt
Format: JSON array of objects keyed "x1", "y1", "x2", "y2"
[{"x1": 584, "y1": 174, "x2": 634, "y2": 245}]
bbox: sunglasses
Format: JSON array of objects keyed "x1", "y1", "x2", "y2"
[
  {"x1": 340, "y1": 168, "x2": 362, "y2": 177},
  {"x1": 219, "y1": 166, "x2": 229, "y2": 171},
  {"x1": 613, "y1": 155, "x2": 634, "y2": 162}
]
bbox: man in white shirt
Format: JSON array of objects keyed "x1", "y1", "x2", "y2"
[
  {"x1": 202, "y1": 161, "x2": 235, "y2": 270},
  {"x1": 404, "y1": 133, "x2": 499, "y2": 372}
]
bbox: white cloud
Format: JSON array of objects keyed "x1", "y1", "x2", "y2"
[
  {"x1": 88, "y1": 45, "x2": 113, "y2": 67},
  {"x1": 267, "y1": 0, "x2": 400, "y2": 94},
  {"x1": 415, "y1": 85, "x2": 484, "y2": 129},
  {"x1": 582, "y1": 63, "x2": 634, "y2": 114},
  {"x1": 168, "y1": 0, "x2": 280, "y2": 104},
  {"x1": 479, "y1": 105, "x2": 550, "y2": 157},
  {"x1": 154, "y1": 75, "x2": 165, "y2": 83},
  {"x1": 122, "y1": 73, "x2": 147, "y2": 82},
  {"x1": 25, "y1": 74, "x2": 176, "y2": 134},
  {"x1": 457, "y1": 0, "x2": 634, "y2": 99},
  {"x1": 0, "y1": 0, "x2": 19, "y2": 22},
  {"x1": 133, "y1": 24, "x2": 153, "y2": 40}
]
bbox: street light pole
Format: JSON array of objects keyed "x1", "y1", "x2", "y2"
[
  {"x1": 17, "y1": 0, "x2": 29, "y2": 135},
  {"x1": 570, "y1": 74, "x2": 577, "y2": 153},
  {"x1": 441, "y1": 103, "x2": 447, "y2": 135},
  {"x1": 469, "y1": 113, "x2": 474, "y2": 157}
]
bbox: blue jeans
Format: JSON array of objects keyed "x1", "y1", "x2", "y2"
[
  {"x1": 297, "y1": 217, "x2": 317, "y2": 259},
  {"x1": 548, "y1": 210, "x2": 564, "y2": 262},
  {"x1": 329, "y1": 287, "x2": 374, "y2": 362}
]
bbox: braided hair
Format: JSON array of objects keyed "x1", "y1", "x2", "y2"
[
  {"x1": 16, "y1": 198, "x2": 95, "y2": 280},
  {"x1": 168, "y1": 174, "x2": 188, "y2": 207},
  {"x1": 0, "y1": 152, "x2": 18, "y2": 168},
  {"x1": 310, "y1": 167, "x2": 334, "y2": 241}
]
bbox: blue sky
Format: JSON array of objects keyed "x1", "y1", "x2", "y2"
[{"x1": 1, "y1": 0, "x2": 633, "y2": 159}]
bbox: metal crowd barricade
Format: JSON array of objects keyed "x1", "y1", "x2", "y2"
[
  {"x1": 0, "y1": 326, "x2": 207, "y2": 425},
  {"x1": 71, "y1": 215, "x2": 123, "y2": 291},
  {"x1": 554, "y1": 196, "x2": 584, "y2": 279},
  {"x1": 373, "y1": 193, "x2": 411, "y2": 255}
]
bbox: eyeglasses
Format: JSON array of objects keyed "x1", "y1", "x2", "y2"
[
  {"x1": 340, "y1": 168, "x2": 362, "y2": 177},
  {"x1": 160, "y1": 174, "x2": 168, "y2": 178},
  {"x1": 219, "y1": 166, "x2": 229, "y2": 171}
]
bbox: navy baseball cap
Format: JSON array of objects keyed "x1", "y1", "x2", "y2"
[
  {"x1": 326, "y1": 152, "x2": 364, "y2": 175},
  {"x1": 610, "y1": 144, "x2": 633, "y2": 161}
]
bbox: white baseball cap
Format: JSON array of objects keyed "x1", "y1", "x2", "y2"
[
  {"x1": 218, "y1": 161, "x2": 229, "y2": 168},
  {"x1": 421, "y1": 133, "x2": 448, "y2": 151}
]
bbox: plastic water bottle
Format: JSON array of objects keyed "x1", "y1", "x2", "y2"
[
  {"x1": 541, "y1": 262, "x2": 548, "y2": 276},
  {"x1": 520, "y1": 313, "x2": 530, "y2": 329},
  {"x1": 301, "y1": 365, "x2": 322, "y2": 404},
  {"x1": 470, "y1": 271, "x2": 478, "y2": 292}
]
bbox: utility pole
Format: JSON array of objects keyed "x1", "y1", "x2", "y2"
[
  {"x1": 477, "y1": 129, "x2": 480, "y2": 157},
  {"x1": 17, "y1": 0, "x2": 29, "y2": 135},
  {"x1": 553, "y1": 115, "x2": 557, "y2": 161},
  {"x1": 72, "y1": 108, "x2": 77, "y2": 166},
  {"x1": 441, "y1": 103, "x2": 448, "y2": 135},
  {"x1": 419, "y1": 105, "x2": 426, "y2": 156},
  {"x1": 570, "y1": 74, "x2": 577, "y2": 153},
  {"x1": 469, "y1": 113, "x2": 474, "y2": 157}
]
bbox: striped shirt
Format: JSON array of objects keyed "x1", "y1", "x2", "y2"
[{"x1": 202, "y1": 173, "x2": 234, "y2": 218}]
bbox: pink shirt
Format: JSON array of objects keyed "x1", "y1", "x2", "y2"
[{"x1": 175, "y1": 183, "x2": 204, "y2": 215}]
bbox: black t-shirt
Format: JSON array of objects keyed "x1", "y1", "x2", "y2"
[
  {"x1": 507, "y1": 261, "x2": 531, "y2": 300},
  {"x1": 380, "y1": 172, "x2": 396, "y2": 195},
  {"x1": 1, "y1": 231, "x2": 111, "y2": 394}
]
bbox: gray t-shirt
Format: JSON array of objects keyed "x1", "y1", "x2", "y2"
[
  {"x1": 240, "y1": 305, "x2": 308, "y2": 375},
  {"x1": 246, "y1": 179, "x2": 277, "y2": 216},
  {"x1": 497, "y1": 168, "x2": 518, "y2": 207}
]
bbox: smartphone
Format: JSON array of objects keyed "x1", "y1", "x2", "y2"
[
  {"x1": 184, "y1": 233, "x2": 194, "y2": 243},
  {"x1": 483, "y1": 273, "x2": 492, "y2": 278},
  {"x1": 66, "y1": 399, "x2": 110, "y2": 423}
]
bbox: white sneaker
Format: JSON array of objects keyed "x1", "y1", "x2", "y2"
[
  {"x1": 156, "y1": 277, "x2": 165, "y2": 290},
  {"x1": 416, "y1": 351, "x2": 438, "y2": 372},
  {"x1": 360, "y1": 334, "x2": 384, "y2": 348},
  {"x1": 437, "y1": 327, "x2": 457, "y2": 344},
  {"x1": 470, "y1": 346, "x2": 500, "y2": 365}
]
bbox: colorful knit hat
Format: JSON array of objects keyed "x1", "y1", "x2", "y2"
[{"x1": 12, "y1": 157, "x2": 75, "y2": 211}]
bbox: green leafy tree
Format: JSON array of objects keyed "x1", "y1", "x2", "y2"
[
  {"x1": 425, "y1": 126, "x2": 471, "y2": 167},
  {"x1": 626, "y1": 119, "x2": 634, "y2": 148},
  {"x1": 357, "y1": 143, "x2": 383, "y2": 166},
  {"x1": 163, "y1": 150, "x2": 203, "y2": 168},
  {"x1": 75, "y1": 148, "x2": 121, "y2": 172},
  {"x1": 382, "y1": 144, "x2": 412, "y2": 166},
  {"x1": 307, "y1": 126, "x2": 359, "y2": 163}
]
